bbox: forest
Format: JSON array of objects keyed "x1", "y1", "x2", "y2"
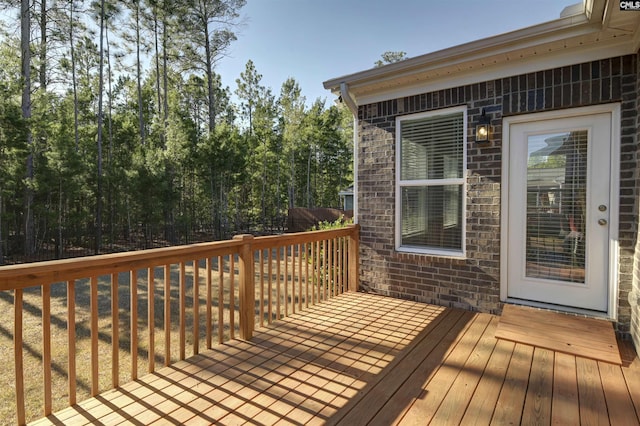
[{"x1": 0, "y1": 0, "x2": 354, "y2": 264}]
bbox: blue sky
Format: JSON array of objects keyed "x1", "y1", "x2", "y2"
[{"x1": 217, "y1": 0, "x2": 573, "y2": 106}]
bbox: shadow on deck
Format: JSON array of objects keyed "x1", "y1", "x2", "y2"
[{"x1": 32, "y1": 292, "x2": 640, "y2": 425}]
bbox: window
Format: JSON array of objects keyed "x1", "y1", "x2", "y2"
[{"x1": 396, "y1": 107, "x2": 466, "y2": 256}]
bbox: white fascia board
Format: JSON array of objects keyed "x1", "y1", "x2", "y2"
[
  {"x1": 347, "y1": 24, "x2": 604, "y2": 96},
  {"x1": 323, "y1": 13, "x2": 591, "y2": 93},
  {"x1": 353, "y1": 37, "x2": 636, "y2": 106}
]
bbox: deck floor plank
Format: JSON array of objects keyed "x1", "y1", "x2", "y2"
[
  {"x1": 394, "y1": 313, "x2": 493, "y2": 425},
  {"x1": 620, "y1": 341, "x2": 640, "y2": 421},
  {"x1": 551, "y1": 352, "x2": 580, "y2": 425},
  {"x1": 366, "y1": 311, "x2": 477, "y2": 426},
  {"x1": 459, "y1": 338, "x2": 515, "y2": 426},
  {"x1": 491, "y1": 343, "x2": 535, "y2": 425},
  {"x1": 576, "y1": 357, "x2": 610, "y2": 426},
  {"x1": 429, "y1": 316, "x2": 499, "y2": 425},
  {"x1": 599, "y1": 359, "x2": 640, "y2": 426},
  {"x1": 326, "y1": 308, "x2": 463, "y2": 426},
  {"x1": 28, "y1": 293, "x2": 638, "y2": 426},
  {"x1": 522, "y1": 347, "x2": 554, "y2": 425}
]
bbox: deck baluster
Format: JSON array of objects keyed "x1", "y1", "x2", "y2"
[
  {"x1": 42, "y1": 283, "x2": 51, "y2": 416},
  {"x1": 218, "y1": 256, "x2": 224, "y2": 344},
  {"x1": 268, "y1": 249, "x2": 273, "y2": 323},
  {"x1": 259, "y1": 250, "x2": 265, "y2": 328},
  {"x1": 164, "y1": 264, "x2": 171, "y2": 366},
  {"x1": 148, "y1": 267, "x2": 155, "y2": 372},
  {"x1": 91, "y1": 276, "x2": 99, "y2": 394},
  {"x1": 193, "y1": 260, "x2": 199, "y2": 355},
  {"x1": 229, "y1": 255, "x2": 235, "y2": 340},
  {"x1": 130, "y1": 271, "x2": 137, "y2": 381},
  {"x1": 68, "y1": 280, "x2": 77, "y2": 405},
  {"x1": 276, "y1": 248, "x2": 281, "y2": 320},
  {"x1": 284, "y1": 245, "x2": 289, "y2": 317},
  {"x1": 179, "y1": 262, "x2": 186, "y2": 360},
  {"x1": 206, "y1": 258, "x2": 213, "y2": 349},
  {"x1": 111, "y1": 274, "x2": 118, "y2": 387},
  {"x1": 14, "y1": 288, "x2": 25, "y2": 426}
]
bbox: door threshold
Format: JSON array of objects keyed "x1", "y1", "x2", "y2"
[{"x1": 504, "y1": 297, "x2": 613, "y2": 321}]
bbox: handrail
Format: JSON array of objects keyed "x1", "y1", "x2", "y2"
[
  {"x1": 0, "y1": 224, "x2": 359, "y2": 425},
  {"x1": 0, "y1": 239, "x2": 245, "y2": 291}
]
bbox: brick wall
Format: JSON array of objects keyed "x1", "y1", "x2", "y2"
[{"x1": 357, "y1": 55, "x2": 638, "y2": 336}]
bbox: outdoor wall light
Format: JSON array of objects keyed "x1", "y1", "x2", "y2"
[{"x1": 475, "y1": 109, "x2": 490, "y2": 143}]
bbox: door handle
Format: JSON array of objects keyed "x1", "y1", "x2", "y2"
[{"x1": 598, "y1": 218, "x2": 608, "y2": 226}]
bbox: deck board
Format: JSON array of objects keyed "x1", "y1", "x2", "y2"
[
  {"x1": 621, "y1": 341, "x2": 640, "y2": 421},
  {"x1": 522, "y1": 347, "x2": 554, "y2": 424},
  {"x1": 551, "y1": 352, "x2": 579, "y2": 425},
  {"x1": 29, "y1": 292, "x2": 639, "y2": 426},
  {"x1": 395, "y1": 314, "x2": 493, "y2": 426},
  {"x1": 428, "y1": 316, "x2": 499, "y2": 425},
  {"x1": 325, "y1": 308, "x2": 466, "y2": 426},
  {"x1": 459, "y1": 338, "x2": 515, "y2": 426},
  {"x1": 576, "y1": 357, "x2": 610, "y2": 425},
  {"x1": 492, "y1": 343, "x2": 534, "y2": 425}
]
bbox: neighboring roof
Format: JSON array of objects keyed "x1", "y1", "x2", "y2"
[
  {"x1": 338, "y1": 185, "x2": 354, "y2": 196},
  {"x1": 323, "y1": 0, "x2": 640, "y2": 106}
]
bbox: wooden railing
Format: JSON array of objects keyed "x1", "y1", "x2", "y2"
[{"x1": 0, "y1": 224, "x2": 359, "y2": 425}]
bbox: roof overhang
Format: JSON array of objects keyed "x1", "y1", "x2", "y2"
[{"x1": 323, "y1": 0, "x2": 640, "y2": 106}]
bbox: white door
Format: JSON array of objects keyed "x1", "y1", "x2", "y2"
[{"x1": 504, "y1": 110, "x2": 615, "y2": 312}]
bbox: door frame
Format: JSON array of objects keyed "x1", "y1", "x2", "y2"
[{"x1": 500, "y1": 103, "x2": 621, "y2": 319}]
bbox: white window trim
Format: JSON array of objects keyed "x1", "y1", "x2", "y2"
[{"x1": 395, "y1": 105, "x2": 467, "y2": 257}]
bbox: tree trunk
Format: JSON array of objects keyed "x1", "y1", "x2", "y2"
[
  {"x1": 135, "y1": 1, "x2": 145, "y2": 145},
  {"x1": 95, "y1": 0, "x2": 105, "y2": 254},
  {"x1": 289, "y1": 150, "x2": 295, "y2": 209},
  {"x1": 153, "y1": 8, "x2": 162, "y2": 145},
  {"x1": 276, "y1": 155, "x2": 281, "y2": 229},
  {"x1": 22, "y1": 0, "x2": 35, "y2": 257},
  {"x1": 106, "y1": 20, "x2": 114, "y2": 250},
  {"x1": 261, "y1": 143, "x2": 267, "y2": 229},
  {"x1": 203, "y1": 23, "x2": 215, "y2": 133},
  {"x1": 40, "y1": 0, "x2": 47, "y2": 90},
  {"x1": 162, "y1": 16, "x2": 173, "y2": 242},
  {"x1": 162, "y1": 19, "x2": 169, "y2": 140},
  {"x1": 69, "y1": 0, "x2": 79, "y2": 151},
  {"x1": 306, "y1": 148, "x2": 312, "y2": 208},
  {"x1": 210, "y1": 165, "x2": 215, "y2": 229}
]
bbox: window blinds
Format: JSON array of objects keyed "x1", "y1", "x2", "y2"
[{"x1": 400, "y1": 113, "x2": 464, "y2": 181}]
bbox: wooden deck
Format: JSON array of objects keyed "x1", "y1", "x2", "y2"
[{"x1": 32, "y1": 292, "x2": 640, "y2": 425}]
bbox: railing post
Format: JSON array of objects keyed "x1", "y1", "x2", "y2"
[
  {"x1": 234, "y1": 234, "x2": 255, "y2": 340},
  {"x1": 348, "y1": 224, "x2": 360, "y2": 292}
]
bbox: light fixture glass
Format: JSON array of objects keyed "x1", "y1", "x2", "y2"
[
  {"x1": 475, "y1": 108, "x2": 490, "y2": 142},
  {"x1": 476, "y1": 124, "x2": 489, "y2": 141}
]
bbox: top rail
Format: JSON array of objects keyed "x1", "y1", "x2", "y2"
[
  {"x1": 0, "y1": 226, "x2": 357, "y2": 291},
  {"x1": 0, "y1": 240, "x2": 244, "y2": 291},
  {"x1": 250, "y1": 226, "x2": 355, "y2": 250}
]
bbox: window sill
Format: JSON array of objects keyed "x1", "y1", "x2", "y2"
[{"x1": 395, "y1": 246, "x2": 466, "y2": 260}]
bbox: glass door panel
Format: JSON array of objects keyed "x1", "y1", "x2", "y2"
[{"x1": 525, "y1": 130, "x2": 587, "y2": 284}]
